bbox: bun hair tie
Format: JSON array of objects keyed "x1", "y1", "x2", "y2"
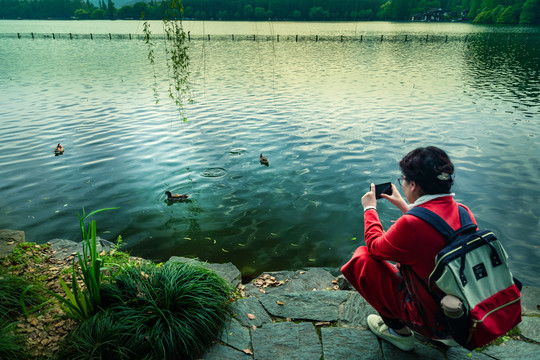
[{"x1": 437, "y1": 172, "x2": 454, "y2": 181}]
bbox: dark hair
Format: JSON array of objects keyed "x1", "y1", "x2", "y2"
[{"x1": 399, "y1": 146, "x2": 454, "y2": 194}]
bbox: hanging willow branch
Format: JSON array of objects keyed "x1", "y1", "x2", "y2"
[{"x1": 142, "y1": 0, "x2": 192, "y2": 122}]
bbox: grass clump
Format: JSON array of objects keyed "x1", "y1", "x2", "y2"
[{"x1": 58, "y1": 261, "x2": 233, "y2": 360}]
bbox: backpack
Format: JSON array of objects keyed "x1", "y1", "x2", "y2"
[{"x1": 407, "y1": 205, "x2": 522, "y2": 350}]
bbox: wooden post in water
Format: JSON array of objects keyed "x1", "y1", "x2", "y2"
[
  {"x1": 426, "y1": 34, "x2": 428, "y2": 42},
  {"x1": 52, "y1": 33, "x2": 55, "y2": 39},
  {"x1": 208, "y1": 34, "x2": 210, "y2": 41},
  {"x1": 69, "y1": 33, "x2": 72, "y2": 40},
  {"x1": 340, "y1": 35, "x2": 343, "y2": 42},
  {"x1": 445, "y1": 35, "x2": 448, "y2": 42},
  {"x1": 17, "y1": 33, "x2": 20, "y2": 39},
  {"x1": 296, "y1": 35, "x2": 298, "y2": 42},
  {"x1": 405, "y1": 34, "x2": 407, "y2": 42},
  {"x1": 129, "y1": 33, "x2": 131, "y2": 40},
  {"x1": 316, "y1": 35, "x2": 318, "y2": 42},
  {"x1": 31, "y1": 32, "x2": 34, "y2": 39},
  {"x1": 90, "y1": 33, "x2": 93, "y2": 40},
  {"x1": 277, "y1": 34, "x2": 279, "y2": 42},
  {"x1": 380, "y1": 34, "x2": 383, "y2": 42},
  {"x1": 232, "y1": 34, "x2": 234, "y2": 41},
  {"x1": 109, "y1": 33, "x2": 112, "y2": 40},
  {"x1": 253, "y1": 34, "x2": 256, "y2": 41},
  {"x1": 188, "y1": 31, "x2": 190, "y2": 41},
  {"x1": 360, "y1": 35, "x2": 363, "y2": 42}
]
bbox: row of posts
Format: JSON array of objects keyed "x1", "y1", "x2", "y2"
[{"x1": 17, "y1": 33, "x2": 479, "y2": 43}]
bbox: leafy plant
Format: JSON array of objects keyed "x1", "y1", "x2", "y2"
[
  {"x1": 56, "y1": 311, "x2": 150, "y2": 360},
  {"x1": 99, "y1": 261, "x2": 233, "y2": 359},
  {"x1": 0, "y1": 273, "x2": 49, "y2": 320},
  {"x1": 52, "y1": 207, "x2": 118, "y2": 322},
  {"x1": 0, "y1": 317, "x2": 27, "y2": 360}
]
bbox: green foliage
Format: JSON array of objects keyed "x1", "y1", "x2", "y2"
[
  {"x1": 51, "y1": 207, "x2": 118, "y2": 322},
  {"x1": 0, "y1": 275, "x2": 49, "y2": 320},
  {"x1": 0, "y1": 318, "x2": 27, "y2": 360},
  {"x1": 95, "y1": 261, "x2": 233, "y2": 359},
  {"x1": 519, "y1": 0, "x2": 540, "y2": 24},
  {"x1": 498, "y1": 4, "x2": 522, "y2": 23},
  {"x1": 56, "y1": 311, "x2": 150, "y2": 360}
]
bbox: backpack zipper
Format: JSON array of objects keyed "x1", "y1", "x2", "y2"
[{"x1": 472, "y1": 296, "x2": 521, "y2": 324}]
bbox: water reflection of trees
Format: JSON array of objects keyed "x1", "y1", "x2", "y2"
[{"x1": 462, "y1": 35, "x2": 540, "y2": 109}]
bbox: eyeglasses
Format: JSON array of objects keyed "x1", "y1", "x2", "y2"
[{"x1": 397, "y1": 177, "x2": 407, "y2": 186}]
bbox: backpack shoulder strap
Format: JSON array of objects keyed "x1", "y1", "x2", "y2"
[
  {"x1": 406, "y1": 206, "x2": 454, "y2": 239},
  {"x1": 407, "y1": 205, "x2": 478, "y2": 244}
]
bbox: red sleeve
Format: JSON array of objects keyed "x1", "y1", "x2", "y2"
[{"x1": 363, "y1": 209, "x2": 419, "y2": 265}]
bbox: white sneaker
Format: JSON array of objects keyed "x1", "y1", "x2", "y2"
[{"x1": 367, "y1": 314, "x2": 415, "y2": 352}]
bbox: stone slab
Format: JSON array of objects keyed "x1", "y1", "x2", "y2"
[
  {"x1": 167, "y1": 256, "x2": 242, "y2": 288},
  {"x1": 200, "y1": 343, "x2": 252, "y2": 360},
  {"x1": 245, "y1": 267, "x2": 336, "y2": 296},
  {"x1": 258, "y1": 291, "x2": 349, "y2": 321},
  {"x1": 321, "y1": 327, "x2": 383, "y2": 360},
  {"x1": 48, "y1": 237, "x2": 114, "y2": 260},
  {"x1": 230, "y1": 296, "x2": 273, "y2": 327},
  {"x1": 521, "y1": 286, "x2": 540, "y2": 315},
  {"x1": 339, "y1": 291, "x2": 376, "y2": 327},
  {"x1": 0, "y1": 229, "x2": 25, "y2": 257},
  {"x1": 480, "y1": 339, "x2": 540, "y2": 359},
  {"x1": 518, "y1": 316, "x2": 540, "y2": 343},
  {"x1": 251, "y1": 322, "x2": 321, "y2": 360},
  {"x1": 219, "y1": 317, "x2": 251, "y2": 351}
]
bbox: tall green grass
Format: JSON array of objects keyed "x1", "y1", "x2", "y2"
[
  {"x1": 52, "y1": 208, "x2": 118, "y2": 322},
  {"x1": 0, "y1": 318, "x2": 27, "y2": 360}
]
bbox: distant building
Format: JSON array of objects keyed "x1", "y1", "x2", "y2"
[{"x1": 411, "y1": 8, "x2": 448, "y2": 22}]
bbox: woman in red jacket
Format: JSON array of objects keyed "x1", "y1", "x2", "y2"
[{"x1": 341, "y1": 146, "x2": 475, "y2": 351}]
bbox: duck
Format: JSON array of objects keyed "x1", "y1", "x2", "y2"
[
  {"x1": 165, "y1": 191, "x2": 190, "y2": 202},
  {"x1": 259, "y1": 153, "x2": 269, "y2": 166},
  {"x1": 54, "y1": 143, "x2": 64, "y2": 155}
]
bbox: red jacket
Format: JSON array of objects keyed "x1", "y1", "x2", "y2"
[
  {"x1": 343, "y1": 195, "x2": 476, "y2": 338},
  {"x1": 365, "y1": 196, "x2": 475, "y2": 282}
]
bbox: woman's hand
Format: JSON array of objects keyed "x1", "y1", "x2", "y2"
[
  {"x1": 380, "y1": 184, "x2": 409, "y2": 213},
  {"x1": 362, "y1": 183, "x2": 377, "y2": 210}
]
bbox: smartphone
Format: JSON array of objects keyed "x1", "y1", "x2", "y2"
[{"x1": 374, "y1": 182, "x2": 392, "y2": 199}]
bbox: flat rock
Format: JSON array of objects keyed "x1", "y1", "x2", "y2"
[
  {"x1": 338, "y1": 291, "x2": 375, "y2": 327},
  {"x1": 199, "y1": 343, "x2": 252, "y2": 360},
  {"x1": 230, "y1": 296, "x2": 273, "y2": 327},
  {"x1": 258, "y1": 291, "x2": 349, "y2": 321},
  {"x1": 245, "y1": 267, "x2": 336, "y2": 296},
  {"x1": 321, "y1": 327, "x2": 383, "y2": 359},
  {"x1": 0, "y1": 229, "x2": 25, "y2": 257},
  {"x1": 446, "y1": 346, "x2": 493, "y2": 359},
  {"x1": 520, "y1": 286, "x2": 540, "y2": 315},
  {"x1": 381, "y1": 340, "x2": 444, "y2": 359},
  {"x1": 48, "y1": 238, "x2": 114, "y2": 260},
  {"x1": 518, "y1": 316, "x2": 540, "y2": 343},
  {"x1": 219, "y1": 318, "x2": 251, "y2": 351},
  {"x1": 251, "y1": 322, "x2": 321, "y2": 360},
  {"x1": 481, "y1": 339, "x2": 540, "y2": 359},
  {"x1": 167, "y1": 256, "x2": 241, "y2": 288}
]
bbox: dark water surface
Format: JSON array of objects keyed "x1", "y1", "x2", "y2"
[{"x1": 1, "y1": 21, "x2": 539, "y2": 285}]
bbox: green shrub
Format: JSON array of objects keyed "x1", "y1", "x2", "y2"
[
  {"x1": 56, "y1": 311, "x2": 150, "y2": 360},
  {"x1": 95, "y1": 262, "x2": 233, "y2": 359},
  {"x1": 0, "y1": 274, "x2": 48, "y2": 320},
  {"x1": 0, "y1": 318, "x2": 27, "y2": 360}
]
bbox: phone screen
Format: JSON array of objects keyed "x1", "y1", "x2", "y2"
[{"x1": 374, "y1": 182, "x2": 392, "y2": 199}]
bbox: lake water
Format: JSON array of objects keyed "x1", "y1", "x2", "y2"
[{"x1": 1, "y1": 20, "x2": 539, "y2": 285}]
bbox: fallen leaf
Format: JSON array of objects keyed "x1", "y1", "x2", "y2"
[
  {"x1": 299, "y1": 271, "x2": 306, "y2": 274},
  {"x1": 290, "y1": 243, "x2": 298, "y2": 247},
  {"x1": 286, "y1": 318, "x2": 292, "y2": 322},
  {"x1": 242, "y1": 349, "x2": 254, "y2": 355},
  {"x1": 276, "y1": 300, "x2": 285, "y2": 305},
  {"x1": 247, "y1": 313, "x2": 256, "y2": 320},
  {"x1": 332, "y1": 279, "x2": 338, "y2": 284},
  {"x1": 251, "y1": 325, "x2": 257, "y2": 331},
  {"x1": 222, "y1": 248, "x2": 229, "y2": 252},
  {"x1": 7, "y1": 241, "x2": 14, "y2": 245},
  {"x1": 315, "y1": 321, "x2": 331, "y2": 326}
]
